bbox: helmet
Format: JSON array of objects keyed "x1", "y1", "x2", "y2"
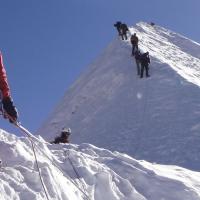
[{"x1": 61, "y1": 127, "x2": 71, "y2": 134}]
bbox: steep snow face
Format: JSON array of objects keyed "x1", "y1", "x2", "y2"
[
  {"x1": 1, "y1": 129, "x2": 200, "y2": 200},
  {"x1": 131, "y1": 23, "x2": 200, "y2": 86},
  {"x1": 38, "y1": 22, "x2": 200, "y2": 170}
]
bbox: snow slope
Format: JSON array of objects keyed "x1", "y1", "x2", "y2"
[
  {"x1": 38, "y1": 22, "x2": 200, "y2": 170},
  {"x1": 1, "y1": 128, "x2": 200, "y2": 200}
]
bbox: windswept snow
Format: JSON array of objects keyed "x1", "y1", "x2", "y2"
[
  {"x1": 130, "y1": 22, "x2": 200, "y2": 87},
  {"x1": 38, "y1": 22, "x2": 200, "y2": 170},
  {"x1": 2, "y1": 22, "x2": 200, "y2": 200},
  {"x1": 1, "y1": 129, "x2": 200, "y2": 200}
]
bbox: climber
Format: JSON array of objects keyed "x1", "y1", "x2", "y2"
[
  {"x1": 140, "y1": 52, "x2": 150, "y2": 78},
  {"x1": 0, "y1": 52, "x2": 18, "y2": 123},
  {"x1": 120, "y1": 23, "x2": 129, "y2": 40},
  {"x1": 150, "y1": 22, "x2": 155, "y2": 26},
  {"x1": 51, "y1": 128, "x2": 71, "y2": 144},
  {"x1": 134, "y1": 50, "x2": 141, "y2": 76},
  {"x1": 130, "y1": 33, "x2": 139, "y2": 56},
  {"x1": 114, "y1": 21, "x2": 122, "y2": 36}
]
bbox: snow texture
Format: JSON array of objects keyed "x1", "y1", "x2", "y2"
[
  {"x1": 1, "y1": 128, "x2": 200, "y2": 200},
  {"x1": 38, "y1": 22, "x2": 200, "y2": 170}
]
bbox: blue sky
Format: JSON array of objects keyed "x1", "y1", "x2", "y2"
[{"x1": 0, "y1": 0, "x2": 200, "y2": 135}]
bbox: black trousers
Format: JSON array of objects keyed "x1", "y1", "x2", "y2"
[
  {"x1": 121, "y1": 33, "x2": 127, "y2": 40},
  {"x1": 117, "y1": 28, "x2": 121, "y2": 35},
  {"x1": 132, "y1": 44, "x2": 138, "y2": 55},
  {"x1": 140, "y1": 63, "x2": 149, "y2": 78},
  {"x1": 135, "y1": 60, "x2": 140, "y2": 75}
]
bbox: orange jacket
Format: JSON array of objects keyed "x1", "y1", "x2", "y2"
[{"x1": 0, "y1": 52, "x2": 10, "y2": 99}]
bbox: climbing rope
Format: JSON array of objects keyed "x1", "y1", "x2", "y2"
[
  {"x1": 0, "y1": 111, "x2": 91, "y2": 200},
  {"x1": 1, "y1": 112, "x2": 50, "y2": 200},
  {"x1": 64, "y1": 150, "x2": 89, "y2": 200},
  {"x1": 23, "y1": 125, "x2": 91, "y2": 200},
  {"x1": 29, "y1": 137, "x2": 50, "y2": 200}
]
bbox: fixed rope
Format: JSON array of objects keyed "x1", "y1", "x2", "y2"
[
  {"x1": 0, "y1": 111, "x2": 91, "y2": 200},
  {"x1": 19, "y1": 123, "x2": 91, "y2": 200},
  {"x1": 1, "y1": 112, "x2": 50, "y2": 200},
  {"x1": 64, "y1": 150, "x2": 89, "y2": 200},
  {"x1": 29, "y1": 137, "x2": 50, "y2": 200}
]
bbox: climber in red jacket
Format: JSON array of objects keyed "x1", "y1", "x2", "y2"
[{"x1": 0, "y1": 52, "x2": 18, "y2": 122}]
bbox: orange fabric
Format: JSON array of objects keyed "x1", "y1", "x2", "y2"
[{"x1": 0, "y1": 52, "x2": 10, "y2": 98}]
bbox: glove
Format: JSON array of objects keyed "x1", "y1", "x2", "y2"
[{"x1": 2, "y1": 97, "x2": 18, "y2": 123}]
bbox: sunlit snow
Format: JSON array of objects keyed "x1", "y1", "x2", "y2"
[
  {"x1": 1, "y1": 129, "x2": 200, "y2": 199},
  {"x1": 1, "y1": 22, "x2": 200, "y2": 199},
  {"x1": 39, "y1": 22, "x2": 200, "y2": 170}
]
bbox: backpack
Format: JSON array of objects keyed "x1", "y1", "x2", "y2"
[
  {"x1": 141, "y1": 53, "x2": 150, "y2": 64},
  {"x1": 135, "y1": 51, "x2": 141, "y2": 60}
]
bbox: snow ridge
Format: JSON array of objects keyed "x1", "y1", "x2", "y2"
[
  {"x1": 1, "y1": 129, "x2": 200, "y2": 200},
  {"x1": 132, "y1": 22, "x2": 200, "y2": 87}
]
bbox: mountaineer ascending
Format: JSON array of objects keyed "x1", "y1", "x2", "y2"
[
  {"x1": 134, "y1": 50, "x2": 141, "y2": 76},
  {"x1": 120, "y1": 23, "x2": 129, "y2": 40},
  {"x1": 130, "y1": 33, "x2": 139, "y2": 56},
  {"x1": 140, "y1": 52, "x2": 150, "y2": 78},
  {"x1": 0, "y1": 52, "x2": 18, "y2": 122},
  {"x1": 114, "y1": 21, "x2": 122, "y2": 36},
  {"x1": 51, "y1": 128, "x2": 71, "y2": 144}
]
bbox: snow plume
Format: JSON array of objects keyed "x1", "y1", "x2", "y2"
[
  {"x1": 38, "y1": 22, "x2": 200, "y2": 170},
  {"x1": 1, "y1": 128, "x2": 200, "y2": 200}
]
